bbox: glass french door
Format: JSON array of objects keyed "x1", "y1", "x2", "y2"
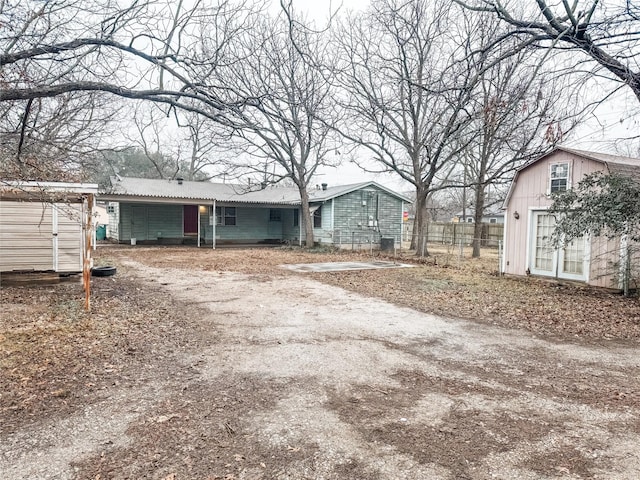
[{"x1": 530, "y1": 211, "x2": 587, "y2": 281}]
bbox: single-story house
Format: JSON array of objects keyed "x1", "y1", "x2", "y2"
[
  {"x1": 100, "y1": 176, "x2": 411, "y2": 248},
  {"x1": 502, "y1": 147, "x2": 639, "y2": 288},
  {"x1": 0, "y1": 181, "x2": 98, "y2": 274}
]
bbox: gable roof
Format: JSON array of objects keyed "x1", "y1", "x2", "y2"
[
  {"x1": 1, "y1": 180, "x2": 98, "y2": 201},
  {"x1": 100, "y1": 177, "x2": 412, "y2": 205},
  {"x1": 308, "y1": 181, "x2": 412, "y2": 203},
  {"x1": 558, "y1": 147, "x2": 640, "y2": 179},
  {"x1": 503, "y1": 146, "x2": 640, "y2": 208}
]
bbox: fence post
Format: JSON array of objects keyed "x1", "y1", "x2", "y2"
[
  {"x1": 498, "y1": 240, "x2": 503, "y2": 275},
  {"x1": 459, "y1": 239, "x2": 463, "y2": 261}
]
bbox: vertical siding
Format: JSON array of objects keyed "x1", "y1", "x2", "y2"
[
  {"x1": 118, "y1": 203, "x2": 299, "y2": 244},
  {"x1": 588, "y1": 235, "x2": 620, "y2": 288},
  {"x1": 148, "y1": 204, "x2": 183, "y2": 239},
  {"x1": 503, "y1": 151, "x2": 615, "y2": 286},
  {"x1": 199, "y1": 207, "x2": 214, "y2": 241},
  {"x1": 281, "y1": 208, "x2": 301, "y2": 243},
  {"x1": 118, "y1": 203, "x2": 131, "y2": 240},
  {"x1": 118, "y1": 203, "x2": 182, "y2": 241},
  {"x1": 211, "y1": 206, "x2": 294, "y2": 242}
]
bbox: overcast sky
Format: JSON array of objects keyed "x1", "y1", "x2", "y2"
[{"x1": 296, "y1": 0, "x2": 639, "y2": 191}]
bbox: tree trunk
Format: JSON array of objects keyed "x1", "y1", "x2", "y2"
[
  {"x1": 299, "y1": 186, "x2": 314, "y2": 247},
  {"x1": 472, "y1": 183, "x2": 486, "y2": 258},
  {"x1": 412, "y1": 192, "x2": 430, "y2": 257}
]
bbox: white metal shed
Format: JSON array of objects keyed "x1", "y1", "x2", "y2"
[{"x1": 0, "y1": 181, "x2": 98, "y2": 274}]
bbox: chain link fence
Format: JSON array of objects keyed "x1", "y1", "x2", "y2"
[{"x1": 325, "y1": 222, "x2": 504, "y2": 270}]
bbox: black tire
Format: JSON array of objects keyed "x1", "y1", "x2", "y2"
[{"x1": 92, "y1": 266, "x2": 117, "y2": 277}]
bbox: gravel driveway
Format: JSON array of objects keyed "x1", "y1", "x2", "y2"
[{"x1": 2, "y1": 259, "x2": 639, "y2": 479}]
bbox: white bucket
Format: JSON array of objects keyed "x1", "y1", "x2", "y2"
[{"x1": 131, "y1": 238, "x2": 137, "y2": 246}]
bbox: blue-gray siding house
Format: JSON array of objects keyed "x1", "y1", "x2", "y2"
[{"x1": 100, "y1": 177, "x2": 411, "y2": 248}]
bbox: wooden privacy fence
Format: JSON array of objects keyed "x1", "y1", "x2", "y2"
[
  {"x1": 403, "y1": 222, "x2": 504, "y2": 247},
  {"x1": 328, "y1": 222, "x2": 504, "y2": 251}
]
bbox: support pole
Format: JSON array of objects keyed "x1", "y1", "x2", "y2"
[{"x1": 212, "y1": 200, "x2": 216, "y2": 250}]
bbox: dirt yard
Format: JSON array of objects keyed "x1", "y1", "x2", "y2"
[{"x1": 1, "y1": 246, "x2": 639, "y2": 479}]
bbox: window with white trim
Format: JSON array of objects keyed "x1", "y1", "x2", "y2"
[
  {"x1": 550, "y1": 163, "x2": 569, "y2": 193},
  {"x1": 313, "y1": 206, "x2": 322, "y2": 228},
  {"x1": 215, "y1": 206, "x2": 236, "y2": 226}
]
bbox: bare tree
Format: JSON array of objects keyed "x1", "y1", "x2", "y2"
[
  {"x1": 0, "y1": 92, "x2": 120, "y2": 181},
  {"x1": 124, "y1": 105, "x2": 182, "y2": 180},
  {"x1": 333, "y1": 0, "x2": 484, "y2": 254},
  {"x1": 1, "y1": 0, "x2": 263, "y2": 143},
  {"x1": 179, "y1": 114, "x2": 223, "y2": 181},
  {"x1": 214, "y1": 7, "x2": 338, "y2": 245},
  {"x1": 457, "y1": 0, "x2": 640, "y2": 103},
  {"x1": 461, "y1": 24, "x2": 584, "y2": 257}
]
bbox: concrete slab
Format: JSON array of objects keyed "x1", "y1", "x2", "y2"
[{"x1": 281, "y1": 260, "x2": 414, "y2": 273}]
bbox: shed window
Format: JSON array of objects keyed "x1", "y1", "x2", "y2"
[
  {"x1": 293, "y1": 208, "x2": 299, "y2": 227},
  {"x1": 107, "y1": 205, "x2": 115, "y2": 214},
  {"x1": 313, "y1": 206, "x2": 322, "y2": 228},
  {"x1": 215, "y1": 206, "x2": 236, "y2": 226},
  {"x1": 550, "y1": 163, "x2": 569, "y2": 193},
  {"x1": 269, "y1": 209, "x2": 282, "y2": 222}
]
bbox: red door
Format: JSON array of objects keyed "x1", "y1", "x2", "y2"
[{"x1": 183, "y1": 205, "x2": 198, "y2": 235}]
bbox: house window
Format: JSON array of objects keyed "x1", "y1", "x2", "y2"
[
  {"x1": 215, "y1": 206, "x2": 236, "y2": 226},
  {"x1": 293, "y1": 209, "x2": 299, "y2": 227},
  {"x1": 466, "y1": 217, "x2": 473, "y2": 223},
  {"x1": 489, "y1": 218, "x2": 497, "y2": 224},
  {"x1": 313, "y1": 206, "x2": 322, "y2": 228},
  {"x1": 550, "y1": 163, "x2": 569, "y2": 193},
  {"x1": 269, "y1": 209, "x2": 282, "y2": 222}
]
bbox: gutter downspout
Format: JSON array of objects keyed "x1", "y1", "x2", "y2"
[{"x1": 197, "y1": 205, "x2": 201, "y2": 248}]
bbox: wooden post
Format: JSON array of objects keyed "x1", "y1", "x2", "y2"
[{"x1": 83, "y1": 193, "x2": 93, "y2": 311}]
